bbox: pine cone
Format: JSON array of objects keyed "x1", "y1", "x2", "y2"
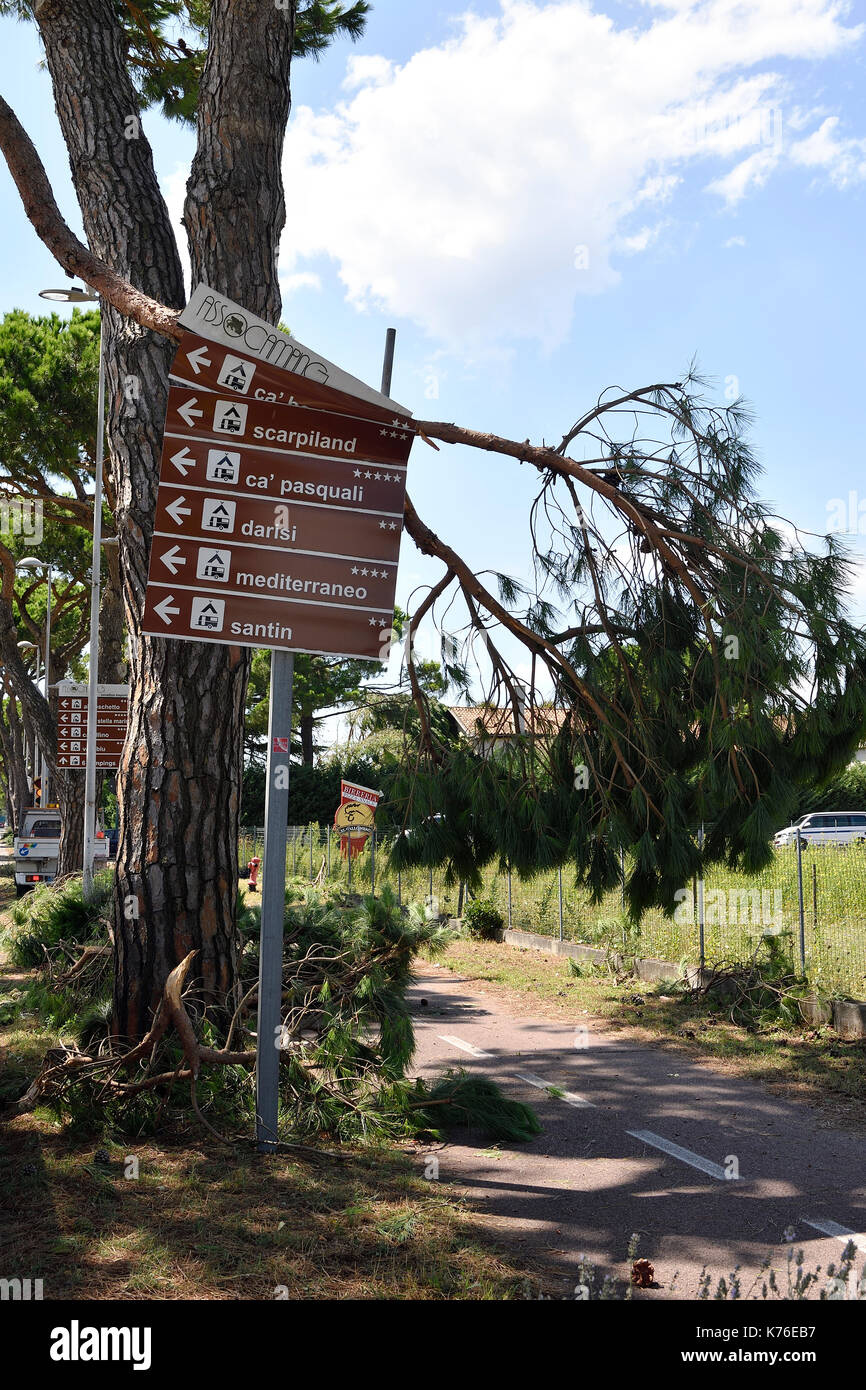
[{"x1": 631, "y1": 1258, "x2": 654, "y2": 1288}]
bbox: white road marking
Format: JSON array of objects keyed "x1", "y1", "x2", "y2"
[
  {"x1": 437, "y1": 1034, "x2": 492, "y2": 1058},
  {"x1": 512, "y1": 1070, "x2": 595, "y2": 1107},
  {"x1": 626, "y1": 1129, "x2": 731, "y2": 1180},
  {"x1": 803, "y1": 1219, "x2": 866, "y2": 1254}
]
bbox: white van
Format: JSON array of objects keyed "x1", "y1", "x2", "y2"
[{"x1": 773, "y1": 810, "x2": 866, "y2": 849}]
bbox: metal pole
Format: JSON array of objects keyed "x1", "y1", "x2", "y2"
[
  {"x1": 558, "y1": 865, "x2": 564, "y2": 941},
  {"x1": 327, "y1": 824, "x2": 331, "y2": 878},
  {"x1": 371, "y1": 827, "x2": 376, "y2": 895},
  {"x1": 347, "y1": 830, "x2": 352, "y2": 891},
  {"x1": 697, "y1": 824, "x2": 705, "y2": 971},
  {"x1": 255, "y1": 649, "x2": 294, "y2": 1151},
  {"x1": 42, "y1": 565, "x2": 52, "y2": 801},
  {"x1": 796, "y1": 832, "x2": 806, "y2": 970},
  {"x1": 83, "y1": 314, "x2": 106, "y2": 898},
  {"x1": 507, "y1": 862, "x2": 512, "y2": 928},
  {"x1": 380, "y1": 328, "x2": 396, "y2": 396},
  {"x1": 309, "y1": 827, "x2": 313, "y2": 881},
  {"x1": 812, "y1": 861, "x2": 817, "y2": 931},
  {"x1": 619, "y1": 845, "x2": 625, "y2": 914}
]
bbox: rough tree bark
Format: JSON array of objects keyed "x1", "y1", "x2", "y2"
[{"x1": 33, "y1": 0, "x2": 294, "y2": 1040}]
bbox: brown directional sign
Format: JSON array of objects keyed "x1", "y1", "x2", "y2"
[
  {"x1": 149, "y1": 536, "x2": 396, "y2": 608},
  {"x1": 164, "y1": 386, "x2": 414, "y2": 467},
  {"x1": 160, "y1": 437, "x2": 406, "y2": 512},
  {"x1": 55, "y1": 683, "x2": 130, "y2": 769},
  {"x1": 171, "y1": 331, "x2": 412, "y2": 428},
  {"x1": 143, "y1": 289, "x2": 415, "y2": 658},
  {"x1": 153, "y1": 485, "x2": 403, "y2": 562},
  {"x1": 142, "y1": 587, "x2": 394, "y2": 659}
]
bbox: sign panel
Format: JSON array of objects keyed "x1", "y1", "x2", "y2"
[
  {"x1": 56, "y1": 683, "x2": 130, "y2": 769},
  {"x1": 159, "y1": 437, "x2": 406, "y2": 511},
  {"x1": 144, "y1": 289, "x2": 414, "y2": 658},
  {"x1": 178, "y1": 284, "x2": 410, "y2": 414},
  {"x1": 336, "y1": 780, "x2": 382, "y2": 858},
  {"x1": 142, "y1": 586, "x2": 393, "y2": 659},
  {"x1": 164, "y1": 387, "x2": 414, "y2": 467},
  {"x1": 171, "y1": 331, "x2": 412, "y2": 428}
]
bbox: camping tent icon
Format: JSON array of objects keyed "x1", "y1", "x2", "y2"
[
  {"x1": 206, "y1": 503, "x2": 232, "y2": 530},
  {"x1": 202, "y1": 552, "x2": 227, "y2": 579},
  {"x1": 194, "y1": 602, "x2": 221, "y2": 630}
]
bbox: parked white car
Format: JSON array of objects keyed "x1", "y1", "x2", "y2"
[{"x1": 773, "y1": 810, "x2": 866, "y2": 849}]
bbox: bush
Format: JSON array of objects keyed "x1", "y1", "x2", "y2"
[{"x1": 463, "y1": 898, "x2": 504, "y2": 939}]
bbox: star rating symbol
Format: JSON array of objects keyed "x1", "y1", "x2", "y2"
[
  {"x1": 379, "y1": 521, "x2": 387, "y2": 529},
  {"x1": 388, "y1": 522, "x2": 398, "y2": 531},
  {"x1": 361, "y1": 567, "x2": 369, "y2": 576},
  {"x1": 374, "y1": 472, "x2": 382, "y2": 480},
  {"x1": 365, "y1": 470, "x2": 372, "y2": 479},
  {"x1": 353, "y1": 469, "x2": 361, "y2": 478},
  {"x1": 389, "y1": 430, "x2": 398, "y2": 438},
  {"x1": 351, "y1": 566, "x2": 359, "y2": 575},
  {"x1": 390, "y1": 418, "x2": 404, "y2": 427},
  {"x1": 380, "y1": 428, "x2": 390, "y2": 437},
  {"x1": 369, "y1": 569, "x2": 379, "y2": 579},
  {"x1": 369, "y1": 616, "x2": 378, "y2": 626}
]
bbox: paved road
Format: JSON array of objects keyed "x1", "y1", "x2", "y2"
[{"x1": 408, "y1": 964, "x2": 866, "y2": 1298}]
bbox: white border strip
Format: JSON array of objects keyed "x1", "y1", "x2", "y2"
[{"x1": 626, "y1": 1129, "x2": 730, "y2": 1180}]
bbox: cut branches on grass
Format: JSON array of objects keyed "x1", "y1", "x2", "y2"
[{"x1": 2, "y1": 877, "x2": 541, "y2": 1150}]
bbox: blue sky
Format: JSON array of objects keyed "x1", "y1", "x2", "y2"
[{"x1": 2, "y1": 0, "x2": 866, "y2": 709}]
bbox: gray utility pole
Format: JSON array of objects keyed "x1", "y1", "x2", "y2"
[
  {"x1": 255, "y1": 649, "x2": 294, "y2": 1150},
  {"x1": 83, "y1": 309, "x2": 107, "y2": 898}
]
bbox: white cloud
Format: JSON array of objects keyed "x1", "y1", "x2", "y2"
[
  {"x1": 279, "y1": 271, "x2": 322, "y2": 294},
  {"x1": 789, "y1": 115, "x2": 866, "y2": 187},
  {"x1": 280, "y1": 0, "x2": 862, "y2": 351},
  {"x1": 724, "y1": 234, "x2": 747, "y2": 247}
]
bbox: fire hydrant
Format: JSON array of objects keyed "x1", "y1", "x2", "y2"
[{"x1": 248, "y1": 856, "x2": 261, "y2": 892}]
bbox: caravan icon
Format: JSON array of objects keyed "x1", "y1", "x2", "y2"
[
  {"x1": 196, "y1": 547, "x2": 231, "y2": 582},
  {"x1": 205, "y1": 449, "x2": 240, "y2": 484},
  {"x1": 190, "y1": 596, "x2": 225, "y2": 632},
  {"x1": 201, "y1": 498, "x2": 236, "y2": 533}
]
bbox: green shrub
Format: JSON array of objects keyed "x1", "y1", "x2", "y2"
[{"x1": 463, "y1": 898, "x2": 504, "y2": 939}]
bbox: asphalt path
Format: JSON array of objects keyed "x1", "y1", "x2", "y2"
[{"x1": 408, "y1": 963, "x2": 866, "y2": 1298}]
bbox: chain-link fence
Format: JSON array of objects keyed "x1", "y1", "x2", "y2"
[{"x1": 238, "y1": 827, "x2": 866, "y2": 1000}]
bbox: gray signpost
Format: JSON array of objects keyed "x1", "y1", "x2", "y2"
[{"x1": 255, "y1": 651, "x2": 294, "y2": 1149}]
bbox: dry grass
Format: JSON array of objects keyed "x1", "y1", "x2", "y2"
[{"x1": 0, "y1": 1115, "x2": 549, "y2": 1300}]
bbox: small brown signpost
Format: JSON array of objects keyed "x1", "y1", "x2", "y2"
[{"x1": 55, "y1": 682, "x2": 130, "y2": 769}]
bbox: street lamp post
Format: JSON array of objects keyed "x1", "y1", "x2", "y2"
[{"x1": 40, "y1": 286, "x2": 104, "y2": 894}]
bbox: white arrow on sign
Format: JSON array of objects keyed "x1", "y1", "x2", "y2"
[
  {"x1": 177, "y1": 397, "x2": 203, "y2": 427},
  {"x1": 160, "y1": 545, "x2": 186, "y2": 575},
  {"x1": 154, "y1": 595, "x2": 180, "y2": 625},
  {"x1": 166, "y1": 496, "x2": 192, "y2": 524},
  {"x1": 170, "y1": 446, "x2": 195, "y2": 477},
  {"x1": 186, "y1": 346, "x2": 211, "y2": 375}
]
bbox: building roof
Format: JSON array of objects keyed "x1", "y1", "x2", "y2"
[{"x1": 446, "y1": 704, "x2": 569, "y2": 740}]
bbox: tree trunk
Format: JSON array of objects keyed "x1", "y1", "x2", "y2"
[
  {"x1": 36, "y1": 0, "x2": 294, "y2": 1040},
  {"x1": 56, "y1": 769, "x2": 85, "y2": 876},
  {"x1": 0, "y1": 696, "x2": 29, "y2": 833},
  {"x1": 300, "y1": 713, "x2": 315, "y2": 766}
]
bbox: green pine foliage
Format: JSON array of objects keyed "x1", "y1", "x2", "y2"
[{"x1": 392, "y1": 376, "x2": 866, "y2": 920}]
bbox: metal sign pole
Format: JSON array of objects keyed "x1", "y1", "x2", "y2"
[
  {"x1": 83, "y1": 313, "x2": 106, "y2": 898},
  {"x1": 255, "y1": 648, "x2": 294, "y2": 1151}
]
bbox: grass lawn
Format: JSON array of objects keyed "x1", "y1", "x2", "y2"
[{"x1": 437, "y1": 938, "x2": 866, "y2": 1126}]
